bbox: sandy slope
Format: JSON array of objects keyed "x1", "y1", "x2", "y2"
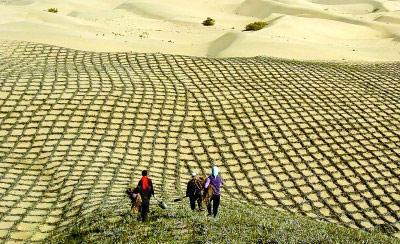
[
  {"x1": 0, "y1": 0, "x2": 400, "y2": 61},
  {"x1": 0, "y1": 40, "x2": 399, "y2": 242}
]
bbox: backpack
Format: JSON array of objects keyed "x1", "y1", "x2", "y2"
[{"x1": 137, "y1": 176, "x2": 152, "y2": 195}]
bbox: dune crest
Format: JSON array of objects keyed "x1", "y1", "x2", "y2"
[{"x1": 1, "y1": 0, "x2": 400, "y2": 61}]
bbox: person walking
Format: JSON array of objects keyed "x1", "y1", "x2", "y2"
[
  {"x1": 186, "y1": 172, "x2": 204, "y2": 211},
  {"x1": 203, "y1": 166, "x2": 223, "y2": 217},
  {"x1": 126, "y1": 187, "x2": 142, "y2": 215},
  {"x1": 136, "y1": 170, "x2": 154, "y2": 222}
]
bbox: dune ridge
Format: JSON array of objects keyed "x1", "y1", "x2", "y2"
[{"x1": 0, "y1": 0, "x2": 400, "y2": 61}]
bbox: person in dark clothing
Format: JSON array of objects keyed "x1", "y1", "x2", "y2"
[
  {"x1": 203, "y1": 166, "x2": 223, "y2": 217},
  {"x1": 137, "y1": 170, "x2": 154, "y2": 222},
  {"x1": 186, "y1": 172, "x2": 204, "y2": 211}
]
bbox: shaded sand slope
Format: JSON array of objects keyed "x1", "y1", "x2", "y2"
[
  {"x1": 0, "y1": 0, "x2": 400, "y2": 61},
  {"x1": 0, "y1": 40, "x2": 399, "y2": 242}
]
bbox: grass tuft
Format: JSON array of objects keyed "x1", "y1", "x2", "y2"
[
  {"x1": 48, "y1": 8, "x2": 58, "y2": 13},
  {"x1": 202, "y1": 17, "x2": 215, "y2": 26},
  {"x1": 245, "y1": 21, "x2": 268, "y2": 31}
]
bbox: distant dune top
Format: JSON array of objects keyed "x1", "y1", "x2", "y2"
[{"x1": 0, "y1": 0, "x2": 400, "y2": 61}]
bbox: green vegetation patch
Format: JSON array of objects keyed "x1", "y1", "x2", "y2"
[
  {"x1": 48, "y1": 8, "x2": 58, "y2": 13},
  {"x1": 245, "y1": 21, "x2": 268, "y2": 31},
  {"x1": 202, "y1": 17, "x2": 215, "y2": 26},
  {"x1": 48, "y1": 200, "x2": 397, "y2": 243}
]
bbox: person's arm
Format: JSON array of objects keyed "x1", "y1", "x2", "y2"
[
  {"x1": 150, "y1": 179, "x2": 155, "y2": 196},
  {"x1": 203, "y1": 177, "x2": 210, "y2": 190},
  {"x1": 186, "y1": 181, "x2": 190, "y2": 197},
  {"x1": 137, "y1": 179, "x2": 142, "y2": 193}
]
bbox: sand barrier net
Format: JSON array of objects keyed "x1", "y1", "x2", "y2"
[{"x1": 0, "y1": 40, "x2": 399, "y2": 242}]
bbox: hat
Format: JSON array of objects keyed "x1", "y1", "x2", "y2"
[
  {"x1": 212, "y1": 166, "x2": 219, "y2": 177},
  {"x1": 191, "y1": 172, "x2": 197, "y2": 177}
]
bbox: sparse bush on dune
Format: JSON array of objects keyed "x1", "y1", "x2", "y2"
[
  {"x1": 245, "y1": 21, "x2": 267, "y2": 31},
  {"x1": 202, "y1": 17, "x2": 215, "y2": 26},
  {"x1": 48, "y1": 8, "x2": 58, "y2": 13},
  {"x1": 139, "y1": 32, "x2": 149, "y2": 39}
]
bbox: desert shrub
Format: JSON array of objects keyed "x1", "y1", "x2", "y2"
[
  {"x1": 139, "y1": 32, "x2": 149, "y2": 39},
  {"x1": 245, "y1": 21, "x2": 267, "y2": 31},
  {"x1": 202, "y1": 17, "x2": 215, "y2": 26},
  {"x1": 48, "y1": 8, "x2": 58, "y2": 13}
]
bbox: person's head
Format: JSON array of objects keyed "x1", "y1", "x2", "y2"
[
  {"x1": 211, "y1": 165, "x2": 219, "y2": 177},
  {"x1": 191, "y1": 172, "x2": 197, "y2": 177},
  {"x1": 142, "y1": 170, "x2": 148, "y2": 176}
]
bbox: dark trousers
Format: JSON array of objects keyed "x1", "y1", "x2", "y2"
[
  {"x1": 207, "y1": 194, "x2": 220, "y2": 217},
  {"x1": 140, "y1": 195, "x2": 150, "y2": 222},
  {"x1": 189, "y1": 194, "x2": 202, "y2": 210}
]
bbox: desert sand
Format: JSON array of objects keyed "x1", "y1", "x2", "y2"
[
  {"x1": 0, "y1": 40, "x2": 399, "y2": 242},
  {"x1": 0, "y1": 0, "x2": 400, "y2": 243},
  {"x1": 0, "y1": 0, "x2": 400, "y2": 61}
]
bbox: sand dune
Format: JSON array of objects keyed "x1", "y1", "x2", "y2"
[
  {"x1": 375, "y1": 12, "x2": 400, "y2": 24},
  {"x1": 0, "y1": 40, "x2": 399, "y2": 242},
  {"x1": 1, "y1": 0, "x2": 400, "y2": 242},
  {"x1": 0, "y1": 0, "x2": 400, "y2": 61}
]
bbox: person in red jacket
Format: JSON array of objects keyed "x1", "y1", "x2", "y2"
[{"x1": 137, "y1": 170, "x2": 154, "y2": 222}]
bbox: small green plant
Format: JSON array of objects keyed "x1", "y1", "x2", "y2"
[
  {"x1": 48, "y1": 8, "x2": 58, "y2": 13},
  {"x1": 202, "y1": 17, "x2": 215, "y2": 26},
  {"x1": 139, "y1": 32, "x2": 149, "y2": 39},
  {"x1": 245, "y1": 21, "x2": 267, "y2": 31}
]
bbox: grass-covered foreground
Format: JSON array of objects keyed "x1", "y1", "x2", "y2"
[{"x1": 48, "y1": 200, "x2": 398, "y2": 244}]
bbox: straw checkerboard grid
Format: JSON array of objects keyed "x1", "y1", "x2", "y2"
[{"x1": 0, "y1": 40, "x2": 399, "y2": 242}]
